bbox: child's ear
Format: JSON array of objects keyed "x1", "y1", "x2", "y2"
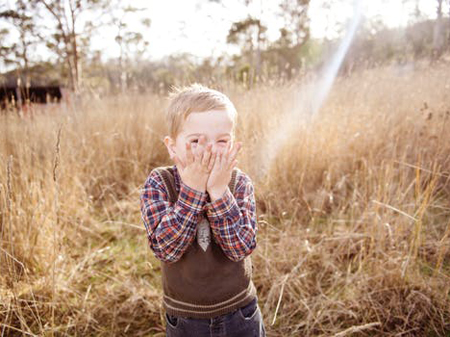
[{"x1": 164, "y1": 136, "x2": 176, "y2": 159}]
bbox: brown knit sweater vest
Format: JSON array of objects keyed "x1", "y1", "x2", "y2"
[{"x1": 154, "y1": 166, "x2": 257, "y2": 319}]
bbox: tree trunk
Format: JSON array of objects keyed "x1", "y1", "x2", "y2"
[
  {"x1": 70, "y1": 32, "x2": 79, "y2": 92},
  {"x1": 432, "y1": 0, "x2": 444, "y2": 59},
  {"x1": 20, "y1": 30, "x2": 30, "y2": 101},
  {"x1": 62, "y1": 32, "x2": 77, "y2": 91},
  {"x1": 69, "y1": 1, "x2": 80, "y2": 93},
  {"x1": 117, "y1": 26, "x2": 127, "y2": 93},
  {"x1": 255, "y1": 25, "x2": 262, "y2": 82},
  {"x1": 38, "y1": 0, "x2": 79, "y2": 91},
  {"x1": 448, "y1": 0, "x2": 450, "y2": 49}
]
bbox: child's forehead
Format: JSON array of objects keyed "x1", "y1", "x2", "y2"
[
  {"x1": 178, "y1": 125, "x2": 234, "y2": 141},
  {"x1": 180, "y1": 110, "x2": 234, "y2": 134},
  {"x1": 180, "y1": 124, "x2": 233, "y2": 137},
  {"x1": 185, "y1": 131, "x2": 232, "y2": 137}
]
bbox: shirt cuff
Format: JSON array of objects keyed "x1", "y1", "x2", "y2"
[
  {"x1": 177, "y1": 182, "x2": 208, "y2": 213},
  {"x1": 204, "y1": 187, "x2": 240, "y2": 221}
]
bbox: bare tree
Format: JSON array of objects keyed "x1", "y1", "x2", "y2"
[
  {"x1": 110, "y1": 4, "x2": 150, "y2": 92},
  {"x1": 34, "y1": 0, "x2": 108, "y2": 92}
]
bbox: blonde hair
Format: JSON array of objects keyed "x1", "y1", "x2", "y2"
[{"x1": 165, "y1": 83, "x2": 237, "y2": 139}]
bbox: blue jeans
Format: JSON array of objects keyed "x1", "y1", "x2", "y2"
[{"x1": 165, "y1": 298, "x2": 266, "y2": 337}]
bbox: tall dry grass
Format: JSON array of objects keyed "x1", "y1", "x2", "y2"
[{"x1": 1, "y1": 61, "x2": 450, "y2": 336}]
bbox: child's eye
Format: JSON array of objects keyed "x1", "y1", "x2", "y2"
[
  {"x1": 219, "y1": 140, "x2": 228, "y2": 143},
  {"x1": 191, "y1": 139, "x2": 198, "y2": 143}
]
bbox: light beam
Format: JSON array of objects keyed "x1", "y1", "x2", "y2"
[{"x1": 255, "y1": 0, "x2": 366, "y2": 183}]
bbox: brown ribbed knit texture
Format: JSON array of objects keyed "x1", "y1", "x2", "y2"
[{"x1": 153, "y1": 166, "x2": 256, "y2": 319}]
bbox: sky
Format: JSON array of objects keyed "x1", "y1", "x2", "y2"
[
  {"x1": 0, "y1": 0, "x2": 445, "y2": 65},
  {"x1": 90, "y1": 0, "x2": 440, "y2": 61}
]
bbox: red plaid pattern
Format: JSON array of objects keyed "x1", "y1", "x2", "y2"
[{"x1": 140, "y1": 165, "x2": 257, "y2": 262}]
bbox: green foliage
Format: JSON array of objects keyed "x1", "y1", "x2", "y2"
[
  {"x1": 279, "y1": 0, "x2": 310, "y2": 46},
  {"x1": 0, "y1": 0, "x2": 38, "y2": 72},
  {"x1": 227, "y1": 17, "x2": 267, "y2": 51}
]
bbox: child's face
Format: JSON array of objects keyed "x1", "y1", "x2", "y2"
[{"x1": 164, "y1": 109, "x2": 234, "y2": 165}]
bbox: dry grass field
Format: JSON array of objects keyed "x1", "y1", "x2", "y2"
[{"x1": 1, "y1": 61, "x2": 450, "y2": 336}]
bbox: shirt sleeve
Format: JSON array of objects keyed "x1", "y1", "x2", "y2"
[
  {"x1": 204, "y1": 171, "x2": 257, "y2": 262},
  {"x1": 140, "y1": 169, "x2": 207, "y2": 263}
]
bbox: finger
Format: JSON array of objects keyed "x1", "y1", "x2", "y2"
[
  {"x1": 224, "y1": 141, "x2": 232, "y2": 163},
  {"x1": 198, "y1": 135, "x2": 206, "y2": 147},
  {"x1": 208, "y1": 151, "x2": 217, "y2": 171},
  {"x1": 194, "y1": 135, "x2": 206, "y2": 161},
  {"x1": 230, "y1": 159, "x2": 238, "y2": 170},
  {"x1": 229, "y1": 140, "x2": 240, "y2": 165},
  {"x1": 217, "y1": 148, "x2": 225, "y2": 168},
  {"x1": 202, "y1": 143, "x2": 212, "y2": 167},
  {"x1": 194, "y1": 143, "x2": 203, "y2": 163},
  {"x1": 185, "y1": 142, "x2": 194, "y2": 163},
  {"x1": 228, "y1": 159, "x2": 238, "y2": 170},
  {"x1": 229, "y1": 142, "x2": 242, "y2": 162},
  {"x1": 198, "y1": 135, "x2": 207, "y2": 153}
]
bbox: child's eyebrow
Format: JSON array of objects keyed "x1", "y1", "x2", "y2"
[{"x1": 186, "y1": 133, "x2": 231, "y2": 137}]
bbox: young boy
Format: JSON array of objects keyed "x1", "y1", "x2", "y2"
[{"x1": 140, "y1": 84, "x2": 266, "y2": 337}]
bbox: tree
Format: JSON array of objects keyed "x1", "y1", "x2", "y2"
[
  {"x1": 265, "y1": 28, "x2": 303, "y2": 80},
  {"x1": 110, "y1": 4, "x2": 150, "y2": 92},
  {"x1": 433, "y1": 0, "x2": 445, "y2": 58},
  {"x1": 448, "y1": 0, "x2": 450, "y2": 47},
  {"x1": 278, "y1": 0, "x2": 310, "y2": 47},
  {"x1": 0, "y1": 28, "x2": 15, "y2": 71},
  {"x1": 258, "y1": 0, "x2": 310, "y2": 81},
  {"x1": 227, "y1": 17, "x2": 267, "y2": 86},
  {"x1": 34, "y1": 0, "x2": 109, "y2": 92},
  {"x1": 0, "y1": 1, "x2": 39, "y2": 82}
]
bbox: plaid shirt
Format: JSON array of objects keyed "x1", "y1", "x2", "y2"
[{"x1": 140, "y1": 164, "x2": 257, "y2": 263}]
